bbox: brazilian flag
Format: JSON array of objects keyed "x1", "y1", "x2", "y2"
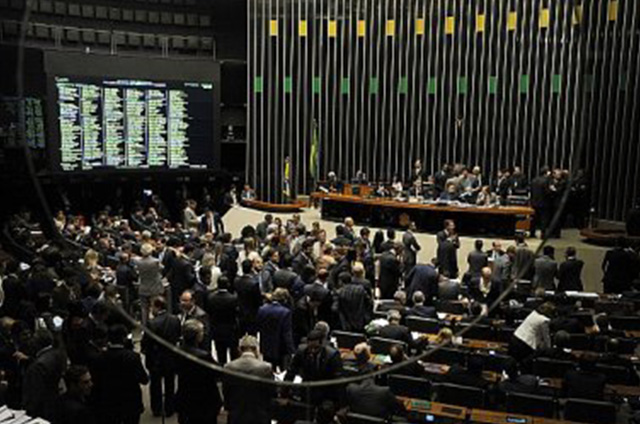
[{"x1": 310, "y1": 119, "x2": 319, "y2": 180}]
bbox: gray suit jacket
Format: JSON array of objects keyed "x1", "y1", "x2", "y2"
[
  {"x1": 134, "y1": 256, "x2": 163, "y2": 297},
  {"x1": 223, "y1": 353, "x2": 275, "y2": 424},
  {"x1": 533, "y1": 256, "x2": 558, "y2": 291},
  {"x1": 467, "y1": 250, "x2": 489, "y2": 278}
]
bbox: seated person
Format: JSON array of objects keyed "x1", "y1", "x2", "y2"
[
  {"x1": 388, "y1": 344, "x2": 425, "y2": 378},
  {"x1": 346, "y1": 377, "x2": 405, "y2": 420},
  {"x1": 344, "y1": 342, "x2": 377, "y2": 377},
  {"x1": 598, "y1": 338, "x2": 640, "y2": 386},
  {"x1": 525, "y1": 330, "x2": 574, "y2": 371},
  {"x1": 406, "y1": 291, "x2": 437, "y2": 319},
  {"x1": 469, "y1": 267, "x2": 501, "y2": 313},
  {"x1": 379, "y1": 310, "x2": 413, "y2": 349},
  {"x1": 563, "y1": 354, "x2": 606, "y2": 400},
  {"x1": 438, "y1": 182, "x2": 459, "y2": 201},
  {"x1": 376, "y1": 291, "x2": 409, "y2": 319},
  {"x1": 445, "y1": 354, "x2": 492, "y2": 390},
  {"x1": 498, "y1": 359, "x2": 540, "y2": 401},
  {"x1": 476, "y1": 185, "x2": 498, "y2": 206}
]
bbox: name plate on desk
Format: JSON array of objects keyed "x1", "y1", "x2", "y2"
[{"x1": 470, "y1": 409, "x2": 531, "y2": 424}]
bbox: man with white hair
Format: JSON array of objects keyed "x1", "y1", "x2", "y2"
[{"x1": 223, "y1": 335, "x2": 275, "y2": 424}]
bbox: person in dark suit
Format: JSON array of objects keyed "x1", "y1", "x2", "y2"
[
  {"x1": 379, "y1": 310, "x2": 413, "y2": 348},
  {"x1": 530, "y1": 167, "x2": 552, "y2": 239},
  {"x1": 467, "y1": 240, "x2": 489, "y2": 281},
  {"x1": 257, "y1": 288, "x2": 295, "y2": 370},
  {"x1": 436, "y1": 220, "x2": 460, "y2": 278},
  {"x1": 235, "y1": 260, "x2": 263, "y2": 336},
  {"x1": 405, "y1": 263, "x2": 439, "y2": 306},
  {"x1": 602, "y1": 238, "x2": 640, "y2": 294},
  {"x1": 446, "y1": 355, "x2": 492, "y2": 390},
  {"x1": 407, "y1": 291, "x2": 437, "y2": 318},
  {"x1": 204, "y1": 276, "x2": 238, "y2": 365},
  {"x1": 255, "y1": 214, "x2": 273, "y2": 241},
  {"x1": 402, "y1": 222, "x2": 421, "y2": 275},
  {"x1": 55, "y1": 365, "x2": 95, "y2": 424},
  {"x1": 284, "y1": 330, "x2": 343, "y2": 403},
  {"x1": 223, "y1": 335, "x2": 275, "y2": 424},
  {"x1": 178, "y1": 290, "x2": 211, "y2": 351},
  {"x1": 23, "y1": 330, "x2": 67, "y2": 421},
  {"x1": 557, "y1": 247, "x2": 584, "y2": 292},
  {"x1": 92, "y1": 325, "x2": 149, "y2": 424},
  {"x1": 497, "y1": 360, "x2": 539, "y2": 402},
  {"x1": 346, "y1": 378, "x2": 404, "y2": 419},
  {"x1": 533, "y1": 246, "x2": 558, "y2": 291},
  {"x1": 166, "y1": 245, "x2": 196, "y2": 311},
  {"x1": 380, "y1": 228, "x2": 399, "y2": 253},
  {"x1": 379, "y1": 248, "x2": 402, "y2": 299},
  {"x1": 141, "y1": 296, "x2": 181, "y2": 417},
  {"x1": 115, "y1": 252, "x2": 138, "y2": 312},
  {"x1": 334, "y1": 272, "x2": 373, "y2": 333},
  {"x1": 198, "y1": 209, "x2": 219, "y2": 236},
  {"x1": 563, "y1": 355, "x2": 606, "y2": 401},
  {"x1": 176, "y1": 319, "x2": 222, "y2": 424},
  {"x1": 292, "y1": 239, "x2": 315, "y2": 277},
  {"x1": 469, "y1": 267, "x2": 501, "y2": 311}
]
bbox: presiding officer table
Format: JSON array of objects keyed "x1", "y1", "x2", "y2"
[{"x1": 312, "y1": 192, "x2": 534, "y2": 237}]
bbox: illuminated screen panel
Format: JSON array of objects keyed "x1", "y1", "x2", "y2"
[{"x1": 55, "y1": 76, "x2": 214, "y2": 171}]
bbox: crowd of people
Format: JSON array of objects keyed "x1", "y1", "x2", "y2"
[{"x1": 0, "y1": 191, "x2": 638, "y2": 424}]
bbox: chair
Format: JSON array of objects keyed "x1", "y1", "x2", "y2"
[
  {"x1": 564, "y1": 398, "x2": 616, "y2": 424},
  {"x1": 610, "y1": 316, "x2": 640, "y2": 331},
  {"x1": 471, "y1": 352, "x2": 512, "y2": 373},
  {"x1": 506, "y1": 392, "x2": 556, "y2": 418},
  {"x1": 435, "y1": 383, "x2": 485, "y2": 408},
  {"x1": 437, "y1": 300, "x2": 466, "y2": 315},
  {"x1": 345, "y1": 413, "x2": 386, "y2": 424},
  {"x1": 495, "y1": 326, "x2": 515, "y2": 343},
  {"x1": 566, "y1": 334, "x2": 592, "y2": 351},
  {"x1": 406, "y1": 316, "x2": 440, "y2": 334},
  {"x1": 387, "y1": 374, "x2": 431, "y2": 400},
  {"x1": 427, "y1": 347, "x2": 466, "y2": 366},
  {"x1": 595, "y1": 364, "x2": 633, "y2": 385},
  {"x1": 333, "y1": 331, "x2": 367, "y2": 350},
  {"x1": 532, "y1": 358, "x2": 576, "y2": 378},
  {"x1": 369, "y1": 337, "x2": 406, "y2": 356},
  {"x1": 457, "y1": 322, "x2": 494, "y2": 341}
]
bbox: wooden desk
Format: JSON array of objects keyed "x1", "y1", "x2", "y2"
[
  {"x1": 314, "y1": 193, "x2": 534, "y2": 236},
  {"x1": 241, "y1": 199, "x2": 306, "y2": 213},
  {"x1": 398, "y1": 397, "x2": 467, "y2": 421},
  {"x1": 542, "y1": 378, "x2": 640, "y2": 397}
]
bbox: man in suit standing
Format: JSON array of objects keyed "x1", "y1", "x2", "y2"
[
  {"x1": 334, "y1": 272, "x2": 373, "y2": 333},
  {"x1": 380, "y1": 228, "x2": 399, "y2": 253},
  {"x1": 223, "y1": 335, "x2": 275, "y2": 424},
  {"x1": 602, "y1": 238, "x2": 640, "y2": 294},
  {"x1": 235, "y1": 259, "x2": 263, "y2": 335},
  {"x1": 379, "y1": 247, "x2": 402, "y2": 299},
  {"x1": 141, "y1": 296, "x2": 181, "y2": 417},
  {"x1": 198, "y1": 209, "x2": 221, "y2": 236},
  {"x1": 533, "y1": 246, "x2": 558, "y2": 291},
  {"x1": 402, "y1": 222, "x2": 422, "y2": 276},
  {"x1": 466, "y1": 239, "x2": 489, "y2": 282},
  {"x1": 405, "y1": 263, "x2": 439, "y2": 305},
  {"x1": 23, "y1": 330, "x2": 67, "y2": 421},
  {"x1": 182, "y1": 199, "x2": 199, "y2": 233},
  {"x1": 437, "y1": 220, "x2": 460, "y2": 278},
  {"x1": 557, "y1": 247, "x2": 584, "y2": 292},
  {"x1": 256, "y1": 214, "x2": 273, "y2": 241},
  {"x1": 205, "y1": 276, "x2": 239, "y2": 365},
  {"x1": 257, "y1": 288, "x2": 295, "y2": 370},
  {"x1": 92, "y1": 325, "x2": 149, "y2": 424},
  {"x1": 166, "y1": 243, "x2": 196, "y2": 311},
  {"x1": 176, "y1": 319, "x2": 222, "y2": 424},
  {"x1": 178, "y1": 290, "x2": 211, "y2": 351},
  {"x1": 292, "y1": 239, "x2": 315, "y2": 277},
  {"x1": 56, "y1": 365, "x2": 95, "y2": 424},
  {"x1": 530, "y1": 167, "x2": 552, "y2": 239},
  {"x1": 134, "y1": 243, "x2": 164, "y2": 326}
]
